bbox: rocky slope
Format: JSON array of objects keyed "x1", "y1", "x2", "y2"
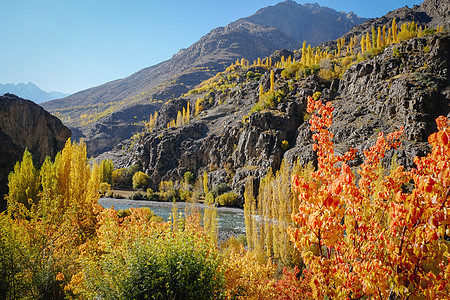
[
  {"x1": 42, "y1": 1, "x2": 367, "y2": 157},
  {"x1": 322, "y1": 0, "x2": 449, "y2": 49},
  {"x1": 0, "y1": 94, "x2": 71, "y2": 209},
  {"x1": 119, "y1": 32, "x2": 449, "y2": 204},
  {"x1": 419, "y1": 0, "x2": 450, "y2": 28}
]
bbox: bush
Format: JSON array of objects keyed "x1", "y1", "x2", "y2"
[
  {"x1": 393, "y1": 47, "x2": 403, "y2": 58},
  {"x1": 216, "y1": 192, "x2": 239, "y2": 207},
  {"x1": 130, "y1": 191, "x2": 147, "y2": 200},
  {"x1": 179, "y1": 189, "x2": 192, "y2": 202},
  {"x1": 112, "y1": 168, "x2": 131, "y2": 189},
  {"x1": 211, "y1": 183, "x2": 231, "y2": 198},
  {"x1": 147, "y1": 192, "x2": 162, "y2": 202},
  {"x1": 79, "y1": 209, "x2": 224, "y2": 299},
  {"x1": 98, "y1": 182, "x2": 111, "y2": 196},
  {"x1": 132, "y1": 171, "x2": 149, "y2": 190}
]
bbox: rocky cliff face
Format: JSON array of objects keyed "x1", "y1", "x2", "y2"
[
  {"x1": 122, "y1": 33, "x2": 449, "y2": 204},
  {"x1": 0, "y1": 94, "x2": 71, "y2": 208}
]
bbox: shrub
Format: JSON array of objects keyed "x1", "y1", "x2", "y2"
[
  {"x1": 211, "y1": 183, "x2": 231, "y2": 198},
  {"x1": 281, "y1": 140, "x2": 289, "y2": 151},
  {"x1": 130, "y1": 191, "x2": 147, "y2": 200},
  {"x1": 78, "y1": 209, "x2": 225, "y2": 299},
  {"x1": 147, "y1": 192, "x2": 162, "y2": 202},
  {"x1": 289, "y1": 96, "x2": 450, "y2": 299},
  {"x1": 98, "y1": 182, "x2": 111, "y2": 196},
  {"x1": 179, "y1": 189, "x2": 192, "y2": 202},
  {"x1": 216, "y1": 192, "x2": 239, "y2": 207},
  {"x1": 132, "y1": 171, "x2": 149, "y2": 190},
  {"x1": 112, "y1": 168, "x2": 132, "y2": 189}
]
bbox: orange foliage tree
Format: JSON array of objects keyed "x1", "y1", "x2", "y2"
[{"x1": 289, "y1": 96, "x2": 450, "y2": 299}]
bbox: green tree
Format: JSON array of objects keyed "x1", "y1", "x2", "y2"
[
  {"x1": 184, "y1": 171, "x2": 195, "y2": 185},
  {"x1": 132, "y1": 171, "x2": 150, "y2": 190}
]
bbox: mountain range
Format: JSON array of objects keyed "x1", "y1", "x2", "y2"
[
  {"x1": 0, "y1": 82, "x2": 68, "y2": 103},
  {"x1": 41, "y1": 0, "x2": 449, "y2": 158},
  {"x1": 41, "y1": 0, "x2": 368, "y2": 156}
]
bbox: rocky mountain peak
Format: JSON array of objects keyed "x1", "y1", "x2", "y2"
[{"x1": 244, "y1": 1, "x2": 368, "y2": 45}]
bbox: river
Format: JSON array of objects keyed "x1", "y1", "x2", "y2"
[{"x1": 98, "y1": 198, "x2": 246, "y2": 238}]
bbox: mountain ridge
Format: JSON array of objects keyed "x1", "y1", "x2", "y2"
[
  {"x1": 0, "y1": 82, "x2": 69, "y2": 103},
  {"x1": 41, "y1": 1, "x2": 369, "y2": 156}
]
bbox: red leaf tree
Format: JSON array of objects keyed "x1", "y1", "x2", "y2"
[{"x1": 289, "y1": 96, "x2": 450, "y2": 299}]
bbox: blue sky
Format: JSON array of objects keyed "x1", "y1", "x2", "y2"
[{"x1": 0, "y1": 0, "x2": 421, "y2": 94}]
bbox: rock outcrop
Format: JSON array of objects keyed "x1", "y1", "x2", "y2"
[
  {"x1": 121, "y1": 33, "x2": 449, "y2": 204},
  {"x1": 0, "y1": 94, "x2": 71, "y2": 209},
  {"x1": 419, "y1": 0, "x2": 450, "y2": 28}
]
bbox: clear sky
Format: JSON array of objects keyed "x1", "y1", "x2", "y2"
[{"x1": 0, "y1": 0, "x2": 421, "y2": 94}]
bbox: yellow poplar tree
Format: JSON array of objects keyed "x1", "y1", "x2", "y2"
[
  {"x1": 203, "y1": 171, "x2": 208, "y2": 194},
  {"x1": 176, "y1": 110, "x2": 183, "y2": 127},
  {"x1": 377, "y1": 27, "x2": 382, "y2": 49},
  {"x1": 270, "y1": 69, "x2": 275, "y2": 92},
  {"x1": 6, "y1": 149, "x2": 40, "y2": 213},
  {"x1": 301, "y1": 41, "x2": 307, "y2": 65},
  {"x1": 366, "y1": 32, "x2": 371, "y2": 51},
  {"x1": 372, "y1": 26, "x2": 377, "y2": 49},
  {"x1": 392, "y1": 18, "x2": 398, "y2": 43},
  {"x1": 259, "y1": 84, "x2": 264, "y2": 100}
]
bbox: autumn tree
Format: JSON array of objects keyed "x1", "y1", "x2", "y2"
[
  {"x1": 203, "y1": 192, "x2": 218, "y2": 244},
  {"x1": 300, "y1": 41, "x2": 307, "y2": 65},
  {"x1": 2, "y1": 138, "x2": 102, "y2": 298},
  {"x1": 289, "y1": 96, "x2": 450, "y2": 299},
  {"x1": 392, "y1": 18, "x2": 398, "y2": 43},
  {"x1": 372, "y1": 26, "x2": 377, "y2": 50},
  {"x1": 270, "y1": 69, "x2": 275, "y2": 92},
  {"x1": 99, "y1": 158, "x2": 113, "y2": 184},
  {"x1": 132, "y1": 171, "x2": 149, "y2": 190},
  {"x1": 6, "y1": 149, "x2": 39, "y2": 213},
  {"x1": 145, "y1": 110, "x2": 158, "y2": 132},
  {"x1": 203, "y1": 171, "x2": 209, "y2": 194},
  {"x1": 360, "y1": 34, "x2": 366, "y2": 53}
]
